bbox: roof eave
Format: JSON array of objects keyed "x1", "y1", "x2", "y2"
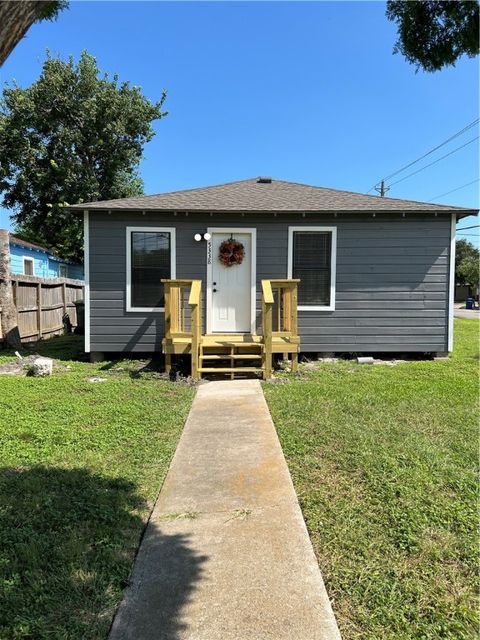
[
  {"x1": 10, "y1": 239, "x2": 50, "y2": 253},
  {"x1": 71, "y1": 206, "x2": 477, "y2": 216}
]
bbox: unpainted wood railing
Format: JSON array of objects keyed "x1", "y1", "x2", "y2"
[
  {"x1": 189, "y1": 280, "x2": 202, "y2": 379},
  {"x1": 164, "y1": 278, "x2": 296, "y2": 379},
  {"x1": 261, "y1": 280, "x2": 274, "y2": 378},
  {"x1": 162, "y1": 279, "x2": 202, "y2": 376},
  {"x1": 261, "y1": 279, "x2": 300, "y2": 376}
]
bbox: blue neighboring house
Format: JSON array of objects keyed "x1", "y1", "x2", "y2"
[{"x1": 8, "y1": 233, "x2": 84, "y2": 280}]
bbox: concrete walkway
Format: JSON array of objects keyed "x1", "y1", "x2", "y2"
[{"x1": 109, "y1": 380, "x2": 341, "y2": 640}]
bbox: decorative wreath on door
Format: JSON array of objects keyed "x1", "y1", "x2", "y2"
[{"x1": 218, "y1": 237, "x2": 245, "y2": 267}]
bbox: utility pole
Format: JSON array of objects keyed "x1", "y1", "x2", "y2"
[{"x1": 375, "y1": 179, "x2": 390, "y2": 197}]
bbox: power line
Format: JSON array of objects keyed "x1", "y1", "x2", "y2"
[
  {"x1": 383, "y1": 119, "x2": 479, "y2": 182},
  {"x1": 386, "y1": 137, "x2": 479, "y2": 188},
  {"x1": 366, "y1": 117, "x2": 480, "y2": 194},
  {"x1": 457, "y1": 224, "x2": 480, "y2": 231},
  {"x1": 430, "y1": 178, "x2": 480, "y2": 202}
]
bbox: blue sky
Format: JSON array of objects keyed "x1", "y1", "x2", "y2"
[{"x1": 1, "y1": 1, "x2": 478, "y2": 243}]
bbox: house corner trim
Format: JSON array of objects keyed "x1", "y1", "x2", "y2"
[
  {"x1": 448, "y1": 213, "x2": 456, "y2": 352},
  {"x1": 84, "y1": 210, "x2": 91, "y2": 352}
]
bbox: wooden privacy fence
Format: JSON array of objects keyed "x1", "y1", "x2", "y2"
[{"x1": 0, "y1": 274, "x2": 84, "y2": 344}]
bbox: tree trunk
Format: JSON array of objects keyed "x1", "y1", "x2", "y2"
[
  {"x1": 0, "y1": 1, "x2": 47, "y2": 67},
  {"x1": 0, "y1": 229, "x2": 21, "y2": 349}
]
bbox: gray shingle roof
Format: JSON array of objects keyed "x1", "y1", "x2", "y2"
[{"x1": 70, "y1": 177, "x2": 475, "y2": 213}]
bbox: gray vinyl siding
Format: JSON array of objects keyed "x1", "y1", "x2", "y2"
[{"x1": 88, "y1": 211, "x2": 451, "y2": 353}]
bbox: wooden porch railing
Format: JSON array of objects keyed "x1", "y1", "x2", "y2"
[
  {"x1": 189, "y1": 280, "x2": 202, "y2": 379},
  {"x1": 261, "y1": 280, "x2": 274, "y2": 378},
  {"x1": 261, "y1": 279, "x2": 300, "y2": 375},
  {"x1": 162, "y1": 279, "x2": 202, "y2": 376},
  {"x1": 163, "y1": 278, "x2": 297, "y2": 379}
]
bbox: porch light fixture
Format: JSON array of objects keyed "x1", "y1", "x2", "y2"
[
  {"x1": 194, "y1": 233, "x2": 202, "y2": 241},
  {"x1": 203, "y1": 232, "x2": 211, "y2": 241},
  {"x1": 194, "y1": 233, "x2": 211, "y2": 241}
]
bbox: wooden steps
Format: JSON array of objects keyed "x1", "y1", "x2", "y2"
[
  {"x1": 198, "y1": 367, "x2": 263, "y2": 374},
  {"x1": 163, "y1": 332, "x2": 301, "y2": 380},
  {"x1": 199, "y1": 339, "x2": 264, "y2": 379},
  {"x1": 201, "y1": 354, "x2": 262, "y2": 361},
  {"x1": 201, "y1": 334, "x2": 262, "y2": 346},
  {"x1": 162, "y1": 278, "x2": 300, "y2": 380}
]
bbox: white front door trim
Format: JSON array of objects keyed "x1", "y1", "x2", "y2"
[{"x1": 206, "y1": 227, "x2": 257, "y2": 334}]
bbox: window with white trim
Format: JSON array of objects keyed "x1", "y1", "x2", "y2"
[
  {"x1": 23, "y1": 257, "x2": 34, "y2": 276},
  {"x1": 126, "y1": 227, "x2": 176, "y2": 311},
  {"x1": 288, "y1": 227, "x2": 337, "y2": 311}
]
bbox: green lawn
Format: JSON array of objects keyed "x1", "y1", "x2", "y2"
[
  {"x1": 264, "y1": 320, "x2": 479, "y2": 640},
  {"x1": 0, "y1": 336, "x2": 194, "y2": 640}
]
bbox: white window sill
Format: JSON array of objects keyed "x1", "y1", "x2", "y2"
[
  {"x1": 298, "y1": 305, "x2": 335, "y2": 312},
  {"x1": 126, "y1": 307, "x2": 165, "y2": 313}
]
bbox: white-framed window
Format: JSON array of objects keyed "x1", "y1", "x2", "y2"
[
  {"x1": 23, "y1": 257, "x2": 34, "y2": 276},
  {"x1": 287, "y1": 226, "x2": 337, "y2": 311},
  {"x1": 59, "y1": 264, "x2": 67, "y2": 278},
  {"x1": 126, "y1": 226, "x2": 176, "y2": 312}
]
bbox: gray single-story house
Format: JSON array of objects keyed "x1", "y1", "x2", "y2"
[{"x1": 70, "y1": 177, "x2": 475, "y2": 378}]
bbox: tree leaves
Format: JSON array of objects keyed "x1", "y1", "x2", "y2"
[
  {"x1": 456, "y1": 239, "x2": 479, "y2": 289},
  {"x1": 455, "y1": 239, "x2": 479, "y2": 288},
  {"x1": 0, "y1": 51, "x2": 167, "y2": 261},
  {"x1": 386, "y1": 1, "x2": 479, "y2": 72},
  {"x1": 458, "y1": 257, "x2": 479, "y2": 289}
]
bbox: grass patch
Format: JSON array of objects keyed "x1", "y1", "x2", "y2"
[
  {"x1": 264, "y1": 320, "x2": 479, "y2": 640},
  {"x1": 0, "y1": 335, "x2": 194, "y2": 639}
]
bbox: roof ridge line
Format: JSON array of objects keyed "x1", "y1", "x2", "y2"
[{"x1": 132, "y1": 176, "x2": 259, "y2": 200}]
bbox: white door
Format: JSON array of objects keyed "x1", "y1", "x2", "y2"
[{"x1": 209, "y1": 230, "x2": 254, "y2": 333}]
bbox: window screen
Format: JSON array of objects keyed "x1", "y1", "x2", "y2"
[
  {"x1": 24, "y1": 259, "x2": 34, "y2": 276},
  {"x1": 292, "y1": 231, "x2": 332, "y2": 306},
  {"x1": 131, "y1": 231, "x2": 171, "y2": 308}
]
